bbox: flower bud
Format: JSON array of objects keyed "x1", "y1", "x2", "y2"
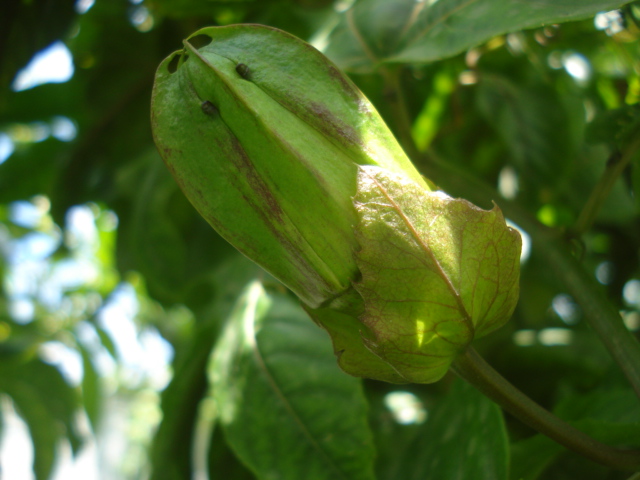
[
  {"x1": 151, "y1": 24, "x2": 429, "y2": 308},
  {"x1": 152, "y1": 25, "x2": 521, "y2": 384}
]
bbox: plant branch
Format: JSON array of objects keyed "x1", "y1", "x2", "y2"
[
  {"x1": 452, "y1": 347, "x2": 640, "y2": 470},
  {"x1": 573, "y1": 134, "x2": 640, "y2": 237}
]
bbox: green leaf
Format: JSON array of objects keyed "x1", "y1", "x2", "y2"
[
  {"x1": 8, "y1": 384, "x2": 59, "y2": 480},
  {"x1": 585, "y1": 105, "x2": 640, "y2": 147},
  {"x1": 208, "y1": 424, "x2": 256, "y2": 480},
  {"x1": 0, "y1": 0, "x2": 76, "y2": 94},
  {"x1": 419, "y1": 380, "x2": 509, "y2": 479},
  {"x1": 510, "y1": 387, "x2": 640, "y2": 480},
  {"x1": 210, "y1": 281, "x2": 376, "y2": 480},
  {"x1": 77, "y1": 342, "x2": 102, "y2": 432},
  {"x1": 476, "y1": 75, "x2": 581, "y2": 186},
  {"x1": 508, "y1": 435, "x2": 559, "y2": 480},
  {"x1": 0, "y1": 358, "x2": 82, "y2": 480},
  {"x1": 353, "y1": 166, "x2": 521, "y2": 383},
  {"x1": 324, "y1": 0, "x2": 633, "y2": 71},
  {"x1": 150, "y1": 255, "x2": 261, "y2": 480},
  {"x1": 377, "y1": 380, "x2": 509, "y2": 480}
]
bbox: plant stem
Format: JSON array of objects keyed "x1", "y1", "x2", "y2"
[
  {"x1": 531, "y1": 224, "x2": 640, "y2": 400},
  {"x1": 573, "y1": 134, "x2": 640, "y2": 237},
  {"x1": 452, "y1": 347, "x2": 640, "y2": 470}
]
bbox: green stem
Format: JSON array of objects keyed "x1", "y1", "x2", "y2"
[
  {"x1": 532, "y1": 225, "x2": 640, "y2": 400},
  {"x1": 452, "y1": 347, "x2": 640, "y2": 470},
  {"x1": 573, "y1": 134, "x2": 640, "y2": 237}
]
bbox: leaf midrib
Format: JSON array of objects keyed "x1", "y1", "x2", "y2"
[{"x1": 249, "y1": 320, "x2": 356, "y2": 480}]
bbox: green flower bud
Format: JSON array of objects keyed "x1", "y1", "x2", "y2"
[
  {"x1": 152, "y1": 25, "x2": 521, "y2": 384},
  {"x1": 151, "y1": 24, "x2": 429, "y2": 309}
]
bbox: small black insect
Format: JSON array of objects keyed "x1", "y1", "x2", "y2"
[
  {"x1": 236, "y1": 63, "x2": 251, "y2": 79},
  {"x1": 201, "y1": 100, "x2": 219, "y2": 116}
]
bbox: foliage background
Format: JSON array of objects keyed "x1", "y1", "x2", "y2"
[{"x1": 1, "y1": 0, "x2": 640, "y2": 479}]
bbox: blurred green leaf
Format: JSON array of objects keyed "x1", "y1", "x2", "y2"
[
  {"x1": 116, "y1": 149, "x2": 235, "y2": 306},
  {"x1": 77, "y1": 342, "x2": 102, "y2": 432},
  {"x1": 586, "y1": 105, "x2": 640, "y2": 147},
  {"x1": 510, "y1": 387, "x2": 640, "y2": 480},
  {"x1": 476, "y1": 74, "x2": 582, "y2": 188},
  {"x1": 377, "y1": 380, "x2": 509, "y2": 480},
  {"x1": 324, "y1": 0, "x2": 634, "y2": 71},
  {"x1": 208, "y1": 423, "x2": 256, "y2": 480},
  {"x1": 419, "y1": 380, "x2": 509, "y2": 479},
  {"x1": 0, "y1": 0, "x2": 76, "y2": 96},
  {"x1": 0, "y1": 139, "x2": 67, "y2": 203},
  {"x1": 150, "y1": 255, "x2": 261, "y2": 480},
  {"x1": 0, "y1": 357, "x2": 82, "y2": 480},
  {"x1": 8, "y1": 385, "x2": 59, "y2": 480},
  {"x1": 210, "y1": 281, "x2": 376, "y2": 480}
]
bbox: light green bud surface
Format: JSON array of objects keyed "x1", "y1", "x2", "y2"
[
  {"x1": 151, "y1": 24, "x2": 429, "y2": 309},
  {"x1": 152, "y1": 25, "x2": 521, "y2": 384}
]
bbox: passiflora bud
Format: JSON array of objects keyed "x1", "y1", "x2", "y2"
[
  {"x1": 151, "y1": 24, "x2": 429, "y2": 309},
  {"x1": 151, "y1": 25, "x2": 521, "y2": 384}
]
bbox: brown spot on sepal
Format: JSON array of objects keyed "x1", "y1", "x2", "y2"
[
  {"x1": 236, "y1": 63, "x2": 251, "y2": 79},
  {"x1": 201, "y1": 101, "x2": 219, "y2": 116}
]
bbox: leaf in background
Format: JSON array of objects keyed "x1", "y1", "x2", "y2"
[
  {"x1": 77, "y1": 342, "x2": 102, "y2": 433},
  {"x1": 210, "y1": 281, "x2": 376, "y2": 480},
  {"x1": 585, "y1": 104, "x2": 640, "y2": 216},
  {"x1": 0, "y1": 357, "x2": 82, "y2": 480},
  {"x1": 150, "y1": 255, "x2": 261, "y2": 480},
  {"x1": 476, "y1": 75, "x2": 580, "y2": 189},
  {"x1": 0, "y1": 139, "x2": 68, "y2": 204},
  {"x1": 352, "y1": 166, "x2": 521, "y2": 383},
  {"x1": 324, "y1": 0, "x2": 634, "y2": 71},
  {"x1": 0, "y1": 0, "x2": 76, "y2": 96},
  {"x1": 585, "y1": 104, "x2": 640, "y2": 147},
  {"x1": 377, "y1": 380, "x2": 509, "y2": 480},
  {"x1": 115, "y1": 148, "x2": 236, "y2": 307},
  {"x1": 418, "y1": 380, "x2": 509, "y2": 479},
  {"x1": 8, "y1": 384, "x2": 59, "y2": 480},
  {"x1": 510, "y1": 387, "x2": 640, "y2": 480},
  {"x1": 208, "y1": 423, "x2": 256, "y2": 480}
]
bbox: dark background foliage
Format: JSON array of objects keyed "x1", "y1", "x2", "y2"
[{"x1": 1, "y1": 0, "x2": 639, "y2": 479}]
